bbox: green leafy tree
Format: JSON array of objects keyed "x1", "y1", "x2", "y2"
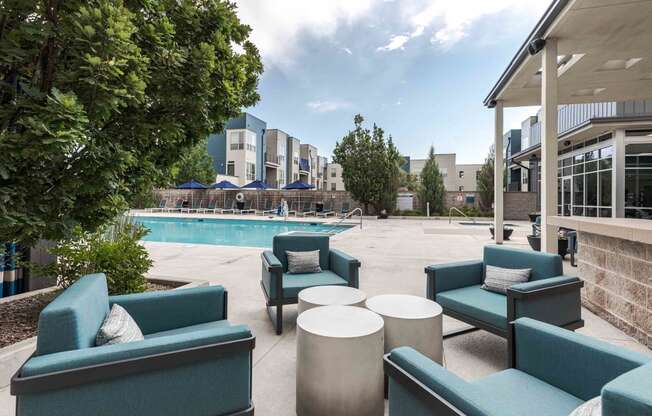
[
  {"x1": 477, "y1": 145, "x2": 495, "y2": 213},
  {"x1": 419, "y1": 146, "x2": 446, "y2": 215},
  {"x1": 170, "y1": 139, "x2": 216, "y2": 185},
  {"x1": 399, "y1": 171, "x2": 420, "y2": 192},
  {"x1": 333, "y1": 115, "x2": 402, "y2": 214},
  {"x1": 0, "y1": 0, "x2": 262, "y2": 245}
]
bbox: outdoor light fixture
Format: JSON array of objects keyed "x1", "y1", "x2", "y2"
[{"x1": 528, "y1": 38, "x2": 546, "y2": 56}]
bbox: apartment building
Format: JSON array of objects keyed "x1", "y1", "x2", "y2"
[
  {"x1": 326, "y1": 163, "x2": 345, "y2": 191},
  {"x1": 287, "y1": 136, "x2": 301, "y2": 184},
  {"x1": 299, "y1": 143, "x2": 318, "y2": 187},
  {"x1": 264, "y1": 129, "x2": 288, "y2": 189},
  {"x1": 408, "y1": 153, "x2": 481, "y2": 192}
]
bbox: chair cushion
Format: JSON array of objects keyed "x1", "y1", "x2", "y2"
[
  {"x1": 484, "y1": 245, "x2": 562, "y2": 281},
  {"x1": 482, "y1": 265, "x2": 531, "y2": 294},
  {"x1": 282, "y1": 270, "x2": 348, "y2": 298},
  {"x1": 37, "y1": 273, "x2": 110, "y2": 355},
  {"x1": 273, "y1": 233, "x2": 330, "y2": 272},
  {"x1": 436, "y1": 285, "x2": 507, "y2": 331},
  {"x1": 286, "y1": 250, "x2": 322, "y2": 274},
  {"x1": 472, "y1": 369, "x2": 584, "y2": 416},
  {"x1": 602, "y1": 362, "x2": 652, "y2": 416},
  {"x1": 96, "y1": 304, "x2": 144, "y2": 346},
  {"x1": 145, "y1": 320, "x2": 232, "y2": 339}
]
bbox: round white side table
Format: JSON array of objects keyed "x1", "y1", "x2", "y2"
[
  {"x1": 365, "y1": 294, "x2": 443, "y2": 363},
  {"x1": 297, "y1": 285, "x2": 366, "y2": 315},
  {"x1": 296, "y1": 305, "x2": 384, "y2": 416}
]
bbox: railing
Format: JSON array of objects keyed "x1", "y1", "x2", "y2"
[
  {"x1": 449, "y1": 207, "x2": 475, "y2": 224},
  {"x1": 325, "y1": 207, "x2": 363, "y2": 233}
]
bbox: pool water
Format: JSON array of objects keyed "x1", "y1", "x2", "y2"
[{"x1": 135, "y1": 216, "x2": 352, "y2": 248}]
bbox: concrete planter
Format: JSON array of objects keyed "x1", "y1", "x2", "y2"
[{"x1": 0, "y1": 277, "x2": 208, "y2": 389}]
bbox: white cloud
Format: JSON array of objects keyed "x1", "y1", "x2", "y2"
[
  {"x1": 343, "y1": 47, "x2": 353, "y2": 55},
  {"x1": 307, "y1": 100, "x2": 352, "y2": 113},
  {"x1": 377, "y1": 35, "x2": 411, "y2": 51},
  {"x1": 234, "y1": 0, "x2": 374, "y2": 68}
]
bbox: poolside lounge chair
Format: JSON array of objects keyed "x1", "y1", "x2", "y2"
[
  {"x1": 385, "y1": 318, "x2": 652, "y2": 416},
  {"x1": 235, "y1": 200, "x2": 255, "y2": 215},
  {"x1": 297, "y1": 201, "x2": 315, "y2": 217},
  {"x1": 149, "y1": 199, "x2": 167, "y2": 212},
  {"x1": 163, "y1": 199, "x2": 183, "y2": 212},
  {"x1": 11, "y1": 273, "x2": 255, "y2": 416},
  {"x1": 261, "y1": 233, "x2": 361, "y2": 335},
  {"x1": 340, "y1": 201, "x2": 350, "y2": 217},
  {"x1": 257, "y1": 199, "x2": 275, "y2": 215},
  {"x1": 286, "y1": 201, "x2": 297, "y2": 216},
  {"x1": 198, "y1": 199, "x2": 217, "y2": 214},
  {"x1": 182, "y1": 199, "x2": 203, "y2": 213},
  {"x1": 316, "y1": 201, "x2": 335, "y2": 217},
  {"x1": 218, "y1": 199, "x2": 236, "y2": 214}
]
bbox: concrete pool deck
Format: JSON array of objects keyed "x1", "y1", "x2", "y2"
[{"x1": 1, "y1": 215, "x2": 649, "y2": 415}]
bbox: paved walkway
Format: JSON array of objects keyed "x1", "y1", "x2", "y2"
[{"x1": 1, "y1": 215, "x2": 649, "y2": 415}]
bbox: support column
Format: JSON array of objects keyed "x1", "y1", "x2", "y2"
[
  {"x1": 541, "y1": 38, "x2": 559, "y2": 254},
  {"x1": 613, "y1": 129, "x2": 626, "y2": 218},
  {"x1": 494, "y1": 101, "x2": 504, "y2": 244}
]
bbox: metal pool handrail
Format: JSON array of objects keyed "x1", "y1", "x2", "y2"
[
  {"x1": 325, "y1": 207, "x2": 363, "y2": 233},
  {"x1": 449, "y1": 207, "x2": 475, "y2": 224}
]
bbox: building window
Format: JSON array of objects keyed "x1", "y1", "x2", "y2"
[
  {"x1": 459, "y1": 186, "x2": 464, "y2": 191},
  {"x1": 441, "y1": 168, "x2": 448, "y2": 178},
  {"x1": 625, "y1": 143, "x2": 652, "y2": 219},
  {"x1": 331, "y1": 169, "x2": 337, "y2": 178},
  {"x1": 476, "y1": 171, "x2": 481, "y2": 180},
  {"x1": 331, "y1": 183, "x2": 336, "y2": 191},
  {"x1": 458, "y1": 171, "x2": 464, "y2": 178},
  {"x1": 246, "y1": 162, "x2": 256, "y2": 181},
  {"x1": 227, "y1": 161, "x2": 235, "y2": 176}
]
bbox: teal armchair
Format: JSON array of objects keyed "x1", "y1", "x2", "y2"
[
  {"x1": 11, "y1": 274, "x2": 255, "y2": 416},
  {"x1": 384, "y1": 318, "x2": 652, "y2": 416},
  {"x1": 261, "y1": 233, "x2": 360, "y2": 334},
  {"x1": 426, "y1": 245, "x2": 583, "y2": 363}
]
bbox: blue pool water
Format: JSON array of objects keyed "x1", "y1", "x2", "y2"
[{"x1": 135, "y1": 216, "x2": 352, "y2": 248}]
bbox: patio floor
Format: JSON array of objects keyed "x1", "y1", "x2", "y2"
[{"x1": 1, "y1": 215, "x2": 649, "y2": 415}]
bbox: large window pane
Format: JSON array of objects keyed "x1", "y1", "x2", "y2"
[
  {"x1": 600, "y1": 171, "x2": 612, "y2": 207},
  {"x1": 573, "y1": 175, "x2": 584, "y2": 206},
  {"x1": 585, "y1": 161, "x2": 597, "y2": 172},
  {"x1": 600, "y1": 158, "x2": 612, "y2": 170},
  {"x1": 586, "y1": 173, "x2": 598, "y2": 206},
  {"x1": 626, "y1": 169, "x2": 652, "y2": 208},
  {"x1": 600, "y1": 208, "x2": 612, "y2": 218},
  {"x1": 585, "y1": 207, "x2": 597, "y2": 217}
]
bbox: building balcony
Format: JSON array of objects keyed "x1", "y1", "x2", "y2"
[
  {"x1": 265, "y1": 153, "x2": 280, "y2": 167},
  {"x1": 299, "y1": 158, "x2": 310, "y2": 173}
]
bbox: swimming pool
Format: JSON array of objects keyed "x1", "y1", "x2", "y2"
[{"x1": 135, "y1": 216, "x2": 352, "y2": 248}]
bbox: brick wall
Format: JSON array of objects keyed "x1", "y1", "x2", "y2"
[
  {"x1": 578, "y1": 232, "x2": 652, "y2": 349},
  {"x1": 504, "y1": 192, "x2": 538, "y2": 220}
]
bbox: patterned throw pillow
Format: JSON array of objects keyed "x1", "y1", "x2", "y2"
[
  {"x1": 481, "y1": 265, "x2": 531, "y2": 294},
  {"x1": 96, "y1": 304, "x2": 144, "y2": 346},
  {"x1": 569, "y1": 397, "x2": 601, "y2": 416},
  {"x1": 286, "y1": 250, "x2": 322, "y2": 274}
]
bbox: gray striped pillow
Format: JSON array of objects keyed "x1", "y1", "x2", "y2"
[
  {"x1": 482, "y1": 265, "x2": 531, "y2": 294},
  {"x1": 96, "y1": 303, "x2": 144, "y2": 346},
  {"x1": 286, "y1": 250, "x2": 322, "y2": 274},
  {"x1": 569, "y1": 397, "x2": 601, "y2": 416}
]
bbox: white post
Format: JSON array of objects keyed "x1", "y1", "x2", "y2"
[
  {"x1": 613, "y1": 129, "x2": 626, "y2": 218},
  {"x1": 541, "y1": 38, "x2": 559, "y2": 254},
  {"x1": 494, "y1": 101, "x2": 504, "y2": 244},
  {"x1": 427, "y1": 202, "x2": 430, "y2": 217}
]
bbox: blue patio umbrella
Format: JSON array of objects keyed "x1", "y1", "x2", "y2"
[
  {"x1": 176, "y1": 179, "x2": 208, "y2": 208},
  {"x1": 283, "y1": 180, "x2": 314, "y2": 210},
  {"x1": 242, "y1": 180, "x2": 270, "y2": 210},
  {"x1": 211, "y1": 180, "x2": 240, "y2": 208}
]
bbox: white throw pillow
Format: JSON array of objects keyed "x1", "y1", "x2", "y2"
[
  {"x1": 569, "y1": 397, "x2": 601, "y2": 416},
  {"x1": 481, "y1": 265, "x2": 531, "y2": 294},
  {"x1": 286, "y1": 250, "x2": 322, "y2": 274},
  {"x1": 96, "y1": 303, "x2": 144, "y2": 346}
]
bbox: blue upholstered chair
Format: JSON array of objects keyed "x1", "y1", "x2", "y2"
[
  {"x1": 261, "y1": 233, "x2": 361, "y2": 335},
  {"x1": 425, "y1": 245, "x2": 583, "y2": 363},
  {"x1": 384, "y1": 318, "x2": 652, "y2": 416},
  {"x1": 11, "y1": 274, "x2": 255, "y2": 416}
]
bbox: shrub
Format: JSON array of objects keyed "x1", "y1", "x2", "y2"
[{"x1": 40, "y1": 216, "x2": 152, "y2": 295}]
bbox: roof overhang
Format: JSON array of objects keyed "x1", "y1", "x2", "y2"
[{"x1": 485, "y1": 0, "x2": 652, "y2": 108}]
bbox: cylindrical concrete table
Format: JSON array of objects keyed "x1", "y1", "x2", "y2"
[
  {"x1": 297, "y1": 285, "x2": 366, "y2": 314},
  {"x1": 296, "y1": 305, "x2": 384, "y2": 416},
  {"x1": 365, "y1": 294, "x2": 443, "y2": 363}
]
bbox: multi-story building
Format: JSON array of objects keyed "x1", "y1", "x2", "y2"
[
  {"x1": 316, "y1": 156, "x2": 328, "y2": 190},
  {"x1": 264, "y1": 129, "x2": 287, "y2": 189},
  {"x1": 299, "y1": 144, "x2": 318, "y2": 187},
  {"x1": 286, "y1": 136, "x2": 301, "y2": 184},
  {"x1": 455, "y1": 164, "x2": 483, "y2": 192},
  {"x1": 409, "y1": 153, "x2": 481, "y2": 192},
  {"x1": 510, "y1": 101, "x2": 652, "y2": 219},
  {"x1": 326, "y1": 163, "x2": 346, "y2": 191},
  {"x1": 208, "y1": 113, "x2": 266, "y2": 186}
]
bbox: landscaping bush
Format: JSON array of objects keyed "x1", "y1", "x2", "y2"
[{"x1": 40, "y1": 217, "x2": 152, "y2": 295}]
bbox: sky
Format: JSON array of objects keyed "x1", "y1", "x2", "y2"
[{"x1": 234, "y1": 0, "x2": 550, "y2": 164}]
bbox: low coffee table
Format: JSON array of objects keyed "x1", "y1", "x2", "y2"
[
  {"x1": 297, "y1": 285, "x2": 366, "y2": 314},
  {"x1": 296, "y1": 305, "x2": 384, "y2": 416},
  {"x1": 366, "y1": 294, "x2": 443, "y2": 361}
]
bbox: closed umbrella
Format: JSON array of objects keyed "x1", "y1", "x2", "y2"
[
  {"x1": 210, "y1": 180, "x2": 240, "y2": 209},
  {"x1": 176, "y1": 179, "x2": 208, "y2": 209},
  {"x1": 242, "y1": 180, "x2": 270, "y2": 210}
]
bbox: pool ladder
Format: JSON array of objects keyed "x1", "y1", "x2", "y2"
[
  {"x1": 449, "y1": 207, "x2": 476, "y2": 224},
  {"x1": 324, "y1": 208, "x2": 363, "y2": 234}
]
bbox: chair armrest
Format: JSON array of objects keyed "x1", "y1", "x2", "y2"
[
  {"x1": 13, "y1": 324, "x2": 254, "y2": 394},
  {"x1": 602, "y1": 363, "x2": 652, "y2": 416},
  {"x1": 386, "y1": 347, "x2": 484, "y2": 416},
  {"x1": 109, "y1": 285, "x2": 227, "y2": 335},
  {"x1": 329, "y1": 249, "x2": 361, "y2": 287},
  {"x1": 425, "y1": 260, "x2": 483, "y2": 299},
  {"x1": 508, "y1": 276, "x2": 581, "y2": 298},
  {"x1": 513, "y1": 318, "x2": 651, "y2": 401},
  {"x1": 261, "y1": 251, "x2": 283, "y2": 301}
]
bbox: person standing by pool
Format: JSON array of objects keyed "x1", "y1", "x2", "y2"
[{"x1": 278, "y1": 199, "x2": 289, "y2": 221}]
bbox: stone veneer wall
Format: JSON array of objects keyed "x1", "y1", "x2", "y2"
[
  {"x1": 579, "y1": 232, "x2": 652, "y2": 348},
  {"x1": 503, "y1": 192, "x2": 538, "y2": 220}
]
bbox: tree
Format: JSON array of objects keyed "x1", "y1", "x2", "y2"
[
  {"x1": 399, "y1": 171, "x2": 420, "y2": 192},
  {"x1": 333, "y1": 114, "x2": 402, "y2": 214},
  {"x1": 0, "y1": 0, "x2": 262, "y2": 245},
  {"x1": 419, "y1": 146, "x2": 446, "y2": 215},
  {"x1": 477, "y1": 145, "x2": 495, "y2": 213},
  {"x1": 170, "y1": 139, "x2": 216, "y2": 186}
]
